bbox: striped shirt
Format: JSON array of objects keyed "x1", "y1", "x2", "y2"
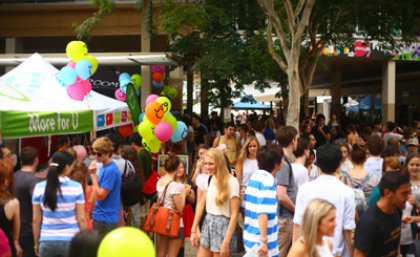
[
  {"x1": 243, "y1": 169, "x2": 279, "y2": 257},
  {"x1": 32, "y1": 176, "x2": 84, "y2": 241}
]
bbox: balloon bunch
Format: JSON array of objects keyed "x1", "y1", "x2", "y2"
[
  {"x1": 57, "y1": 41, "x2": 98, "y2": 101},
  {"x1": 138, "y1": 94, "x2": 188, "y2": 153},
  {"x1": 151, "y1": 65, "x2": 178, "y2": 100},
  {"x1": 115, "y1": 72, "x2": 142, "y2": 102}
]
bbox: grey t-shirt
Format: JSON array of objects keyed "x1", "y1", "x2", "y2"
[
  {"x1": 13, "y1": 171, "x2": 39, "y2": 237},
  {"x1": 274, "y1": 156, "x2": 297, "y2": 218}
]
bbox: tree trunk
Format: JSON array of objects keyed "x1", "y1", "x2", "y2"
[
  {"x1": 200, "y1": 74, "x2": 209, "y2": 119},
  {"x1": 186, "y1": 66, "x2": 193, "y2": 115},
  {"x1": 286, "y1": 66, "x2": 302, "y2": 129}
]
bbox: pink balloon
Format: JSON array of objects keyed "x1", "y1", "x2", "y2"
[
  {"x1": 67, "y1": 81, "x2": 85, "y2": 101},
  {"x1": 67, "y1": 61, "x2": 76, "y2": 69},
  {"x1": 115, "y1": 88, "x2": 126, "y2": 102},
  {"x1": 152, "y1": 65, "x2": 166, "y2": 73},
  {"x1": 146, "y1": 94, "x2": 159, "y2": 105},
  {"x1": 154, "y1": 121, "x2": 173, "y2": 142}
]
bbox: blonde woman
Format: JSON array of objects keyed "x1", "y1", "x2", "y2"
[
  {"x1": 235, "y1": 136, "x2": 259, "y2": 187},
  {"x1": 287, "y1": 199, "x2": 336, "y2": 257},
  {"x1": 190, "y1": 148, "x2": 240, "y2": 257}
]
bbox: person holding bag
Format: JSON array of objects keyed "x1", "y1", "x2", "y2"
[{"x1": 155, "y1": 154, "x2": 191, "y2": 257}]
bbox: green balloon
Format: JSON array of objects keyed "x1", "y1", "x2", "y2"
[
  {"x1": 164, "y1": 113, "x2": 177, "y2": 131},
  {"x1": 130, "y1": 73, "x2": 142, "y2": 89},
  {"x1": 167, "y1": 87, "x2": 178, "y2": 99},
  {"x1": 98, "y1": 227, "x2": 155, "y2": 257},
  {"x1": 163, "y1": 86, "x2": 171, "y2": 96},
  {"x1": 138, "y1": 118, "x2": 155, "y2": 140},
  {"x1": 142, "y1": 137, "x2": 161, "y2": 153}
]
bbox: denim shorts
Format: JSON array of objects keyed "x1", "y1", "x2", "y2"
[
  {"x1": 200, "y1": 214, "x2": 237, "y2": 252},
  {"x1": 39, "y1": 241, "x2": 70, "y2": 257},
  {"x1": 176, "y1": 227, "x2": 184, "y2": 239}
]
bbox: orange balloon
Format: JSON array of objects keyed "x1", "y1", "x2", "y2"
[
  {"x1": 152, "y1": 72, "x2": 163, "y2": 83},
  {"x1": 145, "y1": 102, "x2": 164, "y2": 125},
  {"x1": 118, "y1": 124, "x2": 133, "y2": 137}
]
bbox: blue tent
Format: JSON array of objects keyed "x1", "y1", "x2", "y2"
[{"x1": 232, "y1": 95, "x2": 271, "y2": 110}]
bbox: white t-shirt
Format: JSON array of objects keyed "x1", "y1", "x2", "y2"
[
  {"x1": 196, "y1": 173, "x2": 210, "y2": 191},
  {"x1": 383, "y1": 132, "x2": 403, "y2": 146},
  {"x1": 204, "y1": 175, "x2": 240, "y2": 218},
  {"x1": 294, "y1": 175, "x2": 355, "y2": 257},
  {"x1": 255, "y1": 133, "x2": 266, "y2": 147},
  {"x1": 291, "y1": 163, "x2": 309, "y2": 189},
  {"x1": 241, "y1": 158, "x2": 259, "y2": 186},
  {"x1": 364, "y1": 157, "x2": 383, "y2": 179},
  {"x1": 157, "y1": 180, "x2": 184, "y2": 226}
]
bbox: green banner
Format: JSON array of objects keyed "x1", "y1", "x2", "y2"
[
  {"x1": 126, "y1": 83, "x2": 141, "y2": 125},
  {"x1": 0, "y1": 110, "x2": 93, "y2": 138}
]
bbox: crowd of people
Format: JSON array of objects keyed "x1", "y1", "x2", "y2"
[{"x1": 1, "y1": 110, "x2": 420, "y2": 257}]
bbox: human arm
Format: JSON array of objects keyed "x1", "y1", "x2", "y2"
[
  {"x1": 292, "y1": 223, "x2": 300, "y2": 243},
  {"x1": 235, "y1": 161, "x2": 243, "y2": 184},
  {"x1": 90, "y1": 173, "x2": 111, "y2": 201},
  {"x1": 220, "y1": 196, "x2": 240, "y2": 257},
  {"x1": 75, "y1": 203, "x2": 87, "y2": 230},
  {"x1": 287, "y1": 239, "x2": 309, "y2": 257},
  {"x1": 32, "y1": 204, "x2": 42, "y2": 256},
  {"x1": 172, "y1": 184, "x2": 189, "y2": 212},
  {"x1": 8, "y1": 199, "x2": 22, "y2": 257},
  {"x1": 257, "y1": 214, "x2": 269, "y2": 257},
  {"x1": 277, "y1": 185, "x2": 295, "y2": 212},
  {"x1": 190, "y1": 189, "x2": 206, "y2": 248},
  {"x1": 344, "y1": 230, "x2": 353, "y2": 257}
]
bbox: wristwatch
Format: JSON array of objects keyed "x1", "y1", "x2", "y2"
[{"x1": 261, "y1": 237, "x2": 268, "y2": 244}]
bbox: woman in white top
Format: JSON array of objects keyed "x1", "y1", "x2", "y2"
[
  {"x1": 287, "y1": 199, "x2": 336, "y2": 257},
  {"x1": 235, "y1": 136, "x2": 259, "y2": 187},
  {"x1": 190, "y1": 148, "x2": 240, "y2": 257},
  {"x1": 156, "y1": 154, "x2": 191, "y2": 257}
]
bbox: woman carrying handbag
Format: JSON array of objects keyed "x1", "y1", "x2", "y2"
[{"x1": 154, "y1": 154, "x2": 191, "y2": 257}]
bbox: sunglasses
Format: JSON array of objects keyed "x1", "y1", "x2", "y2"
[{"x1": 93, "y1": 151, "x2": 103, "y2": 157}]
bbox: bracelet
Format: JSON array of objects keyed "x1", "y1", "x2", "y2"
[{"x1": 191, "y1": 231, "x2": 196, "y2": 234}]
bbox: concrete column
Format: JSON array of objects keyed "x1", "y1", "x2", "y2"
[
  {"x1": 331, "y1": 71, "x2": 342, "y2": 121},
  {"x1": 381, "y1": 61, "x2": 396, "y2": 124},
  {"x1": 5, "y1": 38, "x2": 23, "y2": 72},
  {"x1": 140, "y1": 15, "x2": 151, "y2": 111}
]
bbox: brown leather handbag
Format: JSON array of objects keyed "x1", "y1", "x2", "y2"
[{"x1": 144, "y1": 182, "x2": 182, "y2": 238}]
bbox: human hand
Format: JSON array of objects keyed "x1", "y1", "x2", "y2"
[
  {"x1": 258, "y1": 242, "x2": 268, "y2": 257},
  {"x1": 14, "y1": 241, "x2": 22, "y2": 257},
  {"x1": 408, "y1": 195, "x2": 417, "y2": 206},
  {"x1": 220, "y1": 241, "x2": 230, "y2": 257},
  {"x1": 34, "y1": 242, "x2": 39, "y2": 256},
  {"x1": 88, "y1": 160, "x2": 97, "y2": 175},
  {"x1": 190, "y1": 230, "x2": 201, "y2": 248},
  {"x1": 402, "y1": 216, "x2": 414, "y2": 224}
]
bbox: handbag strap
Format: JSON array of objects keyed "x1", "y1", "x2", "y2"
[{"x1": 159, "y1": 181, "x2": 174, "y2": 205}]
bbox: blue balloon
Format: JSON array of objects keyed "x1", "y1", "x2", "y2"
[
  {"x1": 171, "y1": 121, "x2": 188, "y2": 143},
  {"x1": 119, "y1": 72, "x2": 131, "y2": 82},
  {"x1": 152, "y1": 80, "x2": 164, "y2": 89},
  {"x1": 57, "y1": 66, "x2": 77, "y2": 86},
  {"x1": 75, "y1": 59, "x2": 92, "y2": 80},
  {"x1": 138, "y1": 113, "x2": 145, "y2": 123},
  {"x1": 119, "y1": 78, "x2": 131, "y2": 93}
]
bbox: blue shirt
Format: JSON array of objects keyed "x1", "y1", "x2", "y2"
[
  {"x1": 93, "y1": 161, "x2": 121, "y2": 223},
  {"x1": 32, "y1": 177, "x2": 84, "y2": 241},
  {"x1": 243, "y1": 169, "x2": 279, "y2": 257}
]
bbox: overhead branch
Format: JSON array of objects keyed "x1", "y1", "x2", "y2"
[
  {"x1": 283, "y1": 0, "x2": 296, "y2": 35},
  {"x1": 267, "y1": 20, "x2": 288, "y2": 72},
  {"x1": 293, "y1": 0, "x2": 306, "y2": 17},
  {"x1": 294, "y1": 0, "x2": 315, "y2": 41}
]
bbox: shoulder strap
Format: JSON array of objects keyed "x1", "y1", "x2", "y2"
[
  {"x1": 123, "y1": 160, "x2": 128, "y2": 176},
  {"x1": 207, "y1": 175, "x2": 213, "y2": 186},
  {"x1": 159, "y1": 181, "x2": 173, "y2": 205}
]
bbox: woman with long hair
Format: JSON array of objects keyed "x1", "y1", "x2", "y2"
[
  {"x1": 32, "y1": 152, "x2": 86, "y2": 257},
  {"x1": 287, "y1": 199, "x2": 336, "y2": 257},
  {"x1": 156, "y1": 154, "x2": 191, "y2": 257},
  {"x1": 0, "y1": 160, "x2": 22, "y2": 257},
  {"x1": 235, "y1": 136, "x2": 259, "y2": 187},
  {"x1": 190, "y1": 148, "x2": 240, "y2": 257},
  {"x1": 191, "y1": 144, "x2": 209, "y2": 187}
]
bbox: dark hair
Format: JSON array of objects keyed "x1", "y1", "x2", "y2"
[
  {"x1": 293, "y1": 137, "x2": 309, "y2": 158},
  {"x1": 316, "y1": 144, "x2": 342, "y2": 174},
  {"x1": 44, "y1": 151, "x2": 74, "y2": 211},
  {"x1": 386, "y1": 121, "x2": 397, "y2": 131},
  {"x1": 367, "y1": 136, "x2": 384, "y2": 156},
  {"x1": 239, "y1": 123, "x2": 250, "y2": 133},
  {"x1": 351, "y1": 145, "x2": 366, "y2": 165},
  {"x1": 257, "y1": 144, "x2": 284, "y2": 173},
  {"x1": 121, "y1": 145, "x2": 145, "y2": 186},
  {"x1": 252, "y1": 120, "x2": 265, "y2": 132},
  {"x1": 20, "y1": 146, "x2": 38, "y2": 166},
  {"x1": 128, "y1": 133, "x2": 143, "y2": 147},
  {"x1": 224, "y1": 122, "x2": 235, "y2": 129},
  {"x1": 382, "y1": 145, "x2": 398, "y2": 158},
  {"x1": 403, "y1": 152, "x2": 420, "y2": 174},
  {"x1": 316, "y1": 114, "x2": 326, "y2": 124},
  {"x1": 276, "y1": 126, "x2": 298, "y2": 147},
  {"x1": 164, "y1": 154, "x2": 181, "y2": 173},
  {"x1": 106, "y1": 133, "x2": 124, "y2": 154},
  {"x1": 68, "y1": 230, "x2": 102, "y2": 257},
  {"x1": 57, "y1": 136, "x2": 70, "y2": 147},
  {"x1": 378, "y1": 171, "x2": 409, "y2": 196}
]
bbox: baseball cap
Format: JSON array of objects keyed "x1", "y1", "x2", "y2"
[{"x1": 407, "y1": 137, "x2": 419, "y2": 146}]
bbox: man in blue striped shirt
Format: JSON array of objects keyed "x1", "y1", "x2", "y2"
[{"x1": 243, "y1": 144, "x2": 284, "y2": 257}]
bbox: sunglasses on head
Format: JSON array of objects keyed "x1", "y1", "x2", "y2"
[{"x1": 93, "y1": 151, "x2": 103, "y2": 157}]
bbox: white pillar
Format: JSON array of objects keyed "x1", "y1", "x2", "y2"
[
  {"x1": 381, "y1": 61, "x2": 396, "y2": 124},
  {"x1": 140, "y1": 16, "x2": 151, "y2": 111},
  {"x1": 5, "y1": 38, "x2": 22, "y2": 72}
]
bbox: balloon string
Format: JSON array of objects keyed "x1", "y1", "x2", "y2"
[{"x1": 84, "y1": 83, "x2": 91, "y2": 110}]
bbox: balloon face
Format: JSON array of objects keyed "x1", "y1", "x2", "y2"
[
  {"x1": 166, "y1": 87, "x2": 178, "y2": 99},
  {"x1": 142, "y1": 137, "x2": 161, "y2": 153},
  {"x1": 138, "y1": 118, "x2": 156, "y2": 141},
  {"x1": 119, "y1": 79, "x2": 131, "y2": 94},
  {"x1": 115, "y1": 88, "x2": 126, "y2": 102},
  {"x1": 57, "y1": 66, "x2": 77, "y2": 86},
  {"x1": 98, "y1": 227, "x2": 155, "y2": 257},
  {"x1": 145, "y1": 102, "x2": 164, "y2": 125},
  {"x1": 85, "y1": 55, "x2": 98, "y2": 75},
  {"x1": 156, "y1": 96, "x2": 171, "y2": 114},
  {"x1": 66, "y1": 41, "x2": 88, "y2": 62},
  {"x1": 75, "y1": 59, "x2": 93, "y2": 80},
  {"x1": 130, "y1": 74, "x2": 142, "y2": 89},
  {"x1": 171, "y1": 121, "x2": 188, "y2": 143}
]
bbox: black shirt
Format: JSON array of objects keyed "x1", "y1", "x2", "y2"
[
  {"x1": 311, "y1": 125, "x2": 330, "y2": 149},
  {"x1": 354, "y1": 203, "x2": 401, "y2": 257}
]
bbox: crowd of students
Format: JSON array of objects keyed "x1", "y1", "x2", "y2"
[{"x1": 1, "y1": 111, "x2": 420, "y2": 257}]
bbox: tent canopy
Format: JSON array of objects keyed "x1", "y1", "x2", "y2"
[
  {"x1": 0, "y1": 53, "x2": 132, "y2": 138},
  {"x1": 232, "y1": 95, "x2": 271, "y2": 110},
  {"x1": 345, "y1": 95, "x2": 382, "y2": 112}
]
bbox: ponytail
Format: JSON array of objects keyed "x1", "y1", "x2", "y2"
[{"x1": 43, "y1": 152, "x2": 73, "y2": 211}]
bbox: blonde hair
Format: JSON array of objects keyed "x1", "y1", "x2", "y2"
[
  {"x1": 92, "y1": 137, "x2": 114, "y2": 155},
  {"x1": 206, "y1": 148, "x2": 231, "y2": 206},
  {"x1": 237, "y1": 136, "x2": 259, "y2": 165},
  {"x1": 301, "y1": 199, "x2": 336, "y2": 257}
]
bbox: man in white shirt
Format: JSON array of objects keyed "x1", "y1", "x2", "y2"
[
  {"x1": 292, "y1": 137, "x2": 310, "y2": 189},
  {"x1": 364, "y1": 135, "x2": 384, "y2": 179},
  {"x1": 383, "y1": 121, "x2": 403, "y2": 146},
  {"x1": 293, "y1": 144, "x2": 355, "y2": 257}
]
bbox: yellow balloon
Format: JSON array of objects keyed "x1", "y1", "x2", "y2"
[
  {"x1": 138, "y1": 118, "x2": 156, "y2": 141},
  {"x1": 142, "y1": 137, "x2": 161, "y2": 153},
  {"x1": 164, "y1": 113, "x2": 177, "y2": 131},
  {"x1": 98, "y1": 227, "x2": 155, "y2": 257},
  {"x1": 85, "y1": 55, "x2": 98, "y2": 75},
  {"x1": 131, "y1": 74, "x2": 142, "y2": 89},
  {"x1": 66, "y1": 41, "x2": 88, "y2": 62},
  {"x1": 156, "y1": 96, "x2": 171, "y2": 114}
]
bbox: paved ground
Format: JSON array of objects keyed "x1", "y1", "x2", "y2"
[{"x1": 184, "y1": 238, "x2": 244, "y2": 257}]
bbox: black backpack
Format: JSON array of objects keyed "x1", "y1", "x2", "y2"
[{"x1": 121, "y1": 160, "x2": 142, "y2": 208}]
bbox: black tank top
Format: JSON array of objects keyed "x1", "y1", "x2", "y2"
[{"x1": 0, "y1": 200, "x2": 16, "y2": 257}]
